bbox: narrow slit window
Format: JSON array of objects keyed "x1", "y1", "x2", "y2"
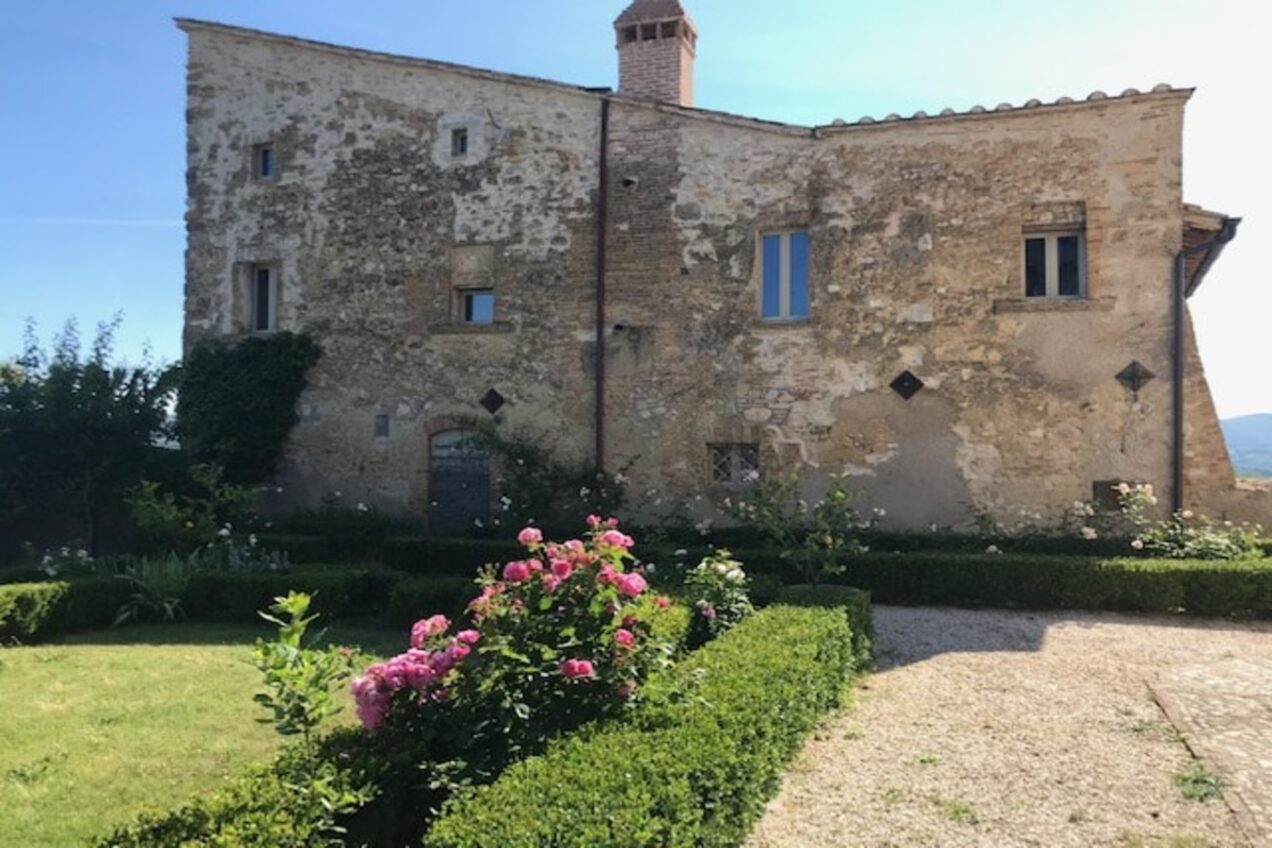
[
  {"x1": 1022, "y1": 231, "x2": 1086, "y2": 299},
  {"x1": 252, "y1": 266, "x2": 274, "y2": 332},
  {"x1": 760, "y1": 230, "x2": 811, "y2": 320},
  {"x1": 254, "y1": 144, "x2": 276, "y2": 179},
  {"x1": 451, "y1": 128, "x2": 469, "y2": 157},
  {"x1": 374, "y1": 414, "x2": 390, "y2": 438},
  {"x1": 461, "y1": 289, "x2": 495, "y2": 325}
]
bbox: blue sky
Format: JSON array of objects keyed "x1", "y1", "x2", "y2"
[{"x1": 1, "y1": 0, "x2": 1269, "y2": 416}]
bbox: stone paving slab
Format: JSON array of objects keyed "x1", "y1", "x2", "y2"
[{"x1": 1152, "y1": 658, "x2": 1272, "y2": 846}]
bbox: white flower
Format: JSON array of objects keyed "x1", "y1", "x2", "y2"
[
  {"x1": 646, "y1": 563, "x2": 657, "y2": 574},
  {"x1": 473, "y1": 518, "x2": 484, "y2": 528},
  {"x1": 1080, "y1": 526, "x2": 1098, "y2": 540},
  {"x1": 185, "y1": 521, "x2": 194, "y2": 529},
  {"x1": 1130, "y1": 539, "x2": 1145, "y2": 550},
  {"x1": 614, "y1": 473, "x2": 630, "y2": 486},
  {"x1": 714, "y1": 561, "x2": 729, "y2": 575},
  {"x1": 41, "y1": 554, "x2": 53, "y2": 565},
  {"x1": 275, "y1": 486, "x2": 284, "y2": 494},
  {"x1": 1181, "y1": 510, "x2": 1195, "y2": 520},
  {"x1": 1116, "y1": 482, "x2": 1132, "y2": 496},
  {"x1": 76, "y1": 549, "x2": 88, "y2": 560},
  {"x1": 986, "y1": 545, "x2": 1001, "y2": 555},
  {"x1": 742, "y1": 469, "x2": 760, "y2": 482},
  {"x1": 356, "y1": 502, "x2": 369, "y2": 513},
  {"x1": 579, "y1": 486, "x2": 591, "y2": 498},
  {"x1": 874, "y1": 507, "x2": 887, "y2": 517},
  {"x1": 265, "y1": 521, "x2": 273, "y2": 528},
  {"x1": 249, "y1": 534, "x2": 258, "y2": 547},
  {"x1": 725, "y1": 569, "x2": 745, "y2": 583},
  {"x1": 218, "y1": 527, "x2": 231, "y2": 538},
  {"x1": 60, "y1": 546, "x2": 70, "y2": 557},
  {"x1": 674, "y1": 549, "x2": 688, "y2": 557}
]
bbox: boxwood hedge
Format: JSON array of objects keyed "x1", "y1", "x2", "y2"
[
  {"x1": 423, "y1": 594, "x2": 871, "y2": 848},
  {"x1": 0, "y1": 578, "x2": 136, "y2": 641}
]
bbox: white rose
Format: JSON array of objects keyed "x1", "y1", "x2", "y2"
[
  {"x1": 725, "y1": 569, "x2": 745, "y2": 583},
  {"x1": 1131, "y1": 539, "x2": 1145, "y2": 550},
  {"x1": 1080, "y1": 527, "x2": 1098, "y2": 540}
]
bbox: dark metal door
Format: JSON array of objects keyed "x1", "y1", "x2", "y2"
[{"x1": 428, "y1": 429, "x2": 490, "y2": 534}]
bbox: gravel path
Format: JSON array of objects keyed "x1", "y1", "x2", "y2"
[{"x1": 748, "y1": 606, "x2": 1272, "y2": 848}]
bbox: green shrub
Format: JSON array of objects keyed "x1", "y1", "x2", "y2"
[
  {"x1": 254, "y1": 533, "x2": 337, "y2": 564},
  {"x1": 828, "y1": 552, "x2": 1272, "y2": 618},
  {"x1": 0, "y1": 578, "x2": 136, "y2": 641},
  {"x1": 424, "y1": 602, "x2": 868, "y2": 848},
  {"x1": 386, "y1": 577, "x2": 476, "y2": 627},
  {"x1": 775, "y1": 584, "x2": 874, "y2": 672},
  {"x1": 381, "y1": 537, "x2": 522, "y2": 576},
  {"x1": 180, "y1": 570, "x2": 405, "y2": 623}
]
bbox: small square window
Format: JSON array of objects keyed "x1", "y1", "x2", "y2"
[
  {"x1": 1022, "y1": 231, "x2": 1086, "y2": 299},
  {"x1": 661, "y1": 21, "x2": 678, "y2": 38},
  {"x1": 451, "y1": 128, "x2": 469, "y2": 157},
  {"x1": 710, "y1": 443, "x2": 760, "y2": 484},
  {"x1": 461, "y1": 289, "x2": 495, "y2": 325},
  {"x1": 641, "y1": 23, "x2": 658, "y2": 40},
  {"x1": 623, "y1": 25, "x2": 638, "y2": 43},
  {"x1": 251, "y1": 265, "x2": 275, "y2": 332},
  {"x1": 253, "y1": 144, "x2": 276, "y2": 179},
  {"x1": 760, "y1": 231, "x2": 811, "y2": 320},
  {"x1": 374, "y1": 414, "x2": 390, "y2": 438}
]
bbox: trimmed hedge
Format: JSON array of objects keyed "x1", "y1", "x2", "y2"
[
  {"x1": 0, "y1": 579, "x2": 136, "y2": 641},
  {"x1": 829, "y1": 552, "x2": 1272, "y2": 618},
  {"x1": 381, "y1": 537, "x2": 523, "y2": 576},
  {"x1": 386, "y1": 576, "x2": 478, "y2": 627},
  {"x1": 424, "y1": 598, "x2": 871, "y2": 848},
  {"x1": 180, "y1": 569, "x2": 406, "y2": 623}
]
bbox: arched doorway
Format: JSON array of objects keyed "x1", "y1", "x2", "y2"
[{"x1": 428, "y1": 429, "x2": 490, "y2": 533}]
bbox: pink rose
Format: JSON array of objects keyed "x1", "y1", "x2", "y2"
[
  {"x1": 597, "y1": 564, "x2": 619, "y2": 586},
  {"x1": 654, "y1": 595, "x2": 671, "y2": 609},
  {"x1": 503, "y1": 560, "x2": 531, "y2": 583},
  {"x1": 456, "y1": 629, "x2": 481, "y2": 645},
  {"x1": 563, "y1": 539, "x2": 585, "y2": 554},
  {"x1": 616, "y1": 680, "x2": 636, "y2": 699},
  {"x1": 598, "y1": 529, "x2": 635, "y2": 549},
  {"x1": 410, "y1": 614, "x2": 450, "y2": 648},
  {"x1": 586, "y1": 515, "x2": 603, "y2": 528},
  {"x1": 561, "y1": 658, "x2": 596, "y2": 679},
  {"x1": 550, "y1": 558, "x2": 574, "y2": 579},
  {"x1": 542, "y1": 574, "x2": 562, "y2": 593},
  {"x1": 517, "y1": 526, "x2": 543, "y2": 546},
  {"x1": 447, "y1": 642, "x2": 472, "y2": 662},
  {"x1": 701, "y1": 603, "x2": 717, "y2": 619},
  {"x1": 614, "y1": 628, "x2": 635, "y2": 649},
  {"x1": 616, "y1": 572, "x2": 647, "y2": 598}
]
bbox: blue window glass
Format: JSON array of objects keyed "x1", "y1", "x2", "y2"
[
  {"x1": 789, "y1": 231, "x2": 810, "y2": 318},
  {"x1": 1057, "y1": 236, "x2": 1081, "y2": 296},
  {"x1": 761, "y1": 235, "x2": 781, "y2": 318},
  {"x1": 464, "y1": 290, "x2": 495, "y2": 325},
  {"x1": 1024, "y1": 238, "x2": 1046, "y2": 298}
]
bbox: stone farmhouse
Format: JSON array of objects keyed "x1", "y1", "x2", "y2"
[{"x1": 178, "y1": 0, "x2": 1265, "y2": 531}]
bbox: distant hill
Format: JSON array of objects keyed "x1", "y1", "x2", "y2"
[{"x1": 1222, "y1": 414, "x2": 1272, "y2": 478}]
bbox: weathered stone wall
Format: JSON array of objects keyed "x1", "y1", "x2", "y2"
[
  {"x1": 182, "y1": 21, "x2": 1243, "y2": 529},
  {"x1": 183, "y1": 24, "x2": 603, "y2": 518},
  {"x1": 605, "y1": 93, "x2": 1189, "y2": 528}
]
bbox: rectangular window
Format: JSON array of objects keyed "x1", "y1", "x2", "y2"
[
  {"x1": 710, "y1": 443, "x2": 760, "y2": 484},
  {"x1": 760, "y1": 230, "x2": 811, "y2": 320},
  {"x1": 374, "y1": 414, "x2": 390, "y2": 438},
  {"x1": 1023, "y1": 231, "x2": 1086, "y2": 298},
  {"x1": 451, "y1": 128, "x2": 468, "y2": 157},
  {"x1": 461, "y1": 289, "x2": 495, "y2": 325},
  {"x1": 253, "y1": 144, "x2": 276, "y2": 179},
  {"x1": 251, "y1": 265, "x2": 274, "y2": 332}
]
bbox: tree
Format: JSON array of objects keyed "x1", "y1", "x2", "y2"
[{"x1": 0, "y1": 318, "x2": 174, "y2": 554}]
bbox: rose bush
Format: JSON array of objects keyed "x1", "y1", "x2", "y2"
[
  {"x1": 682, "y1": 549, "x2": 754, "y2": 647},
  {"x1": 350, "y1": 517, "x2": 676, "y2": 783}
]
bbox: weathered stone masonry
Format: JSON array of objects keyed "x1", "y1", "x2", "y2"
[{"x1": 178, "y1": 5, "x2": 1263, "y2": 530}]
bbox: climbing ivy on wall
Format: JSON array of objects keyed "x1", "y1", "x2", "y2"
[{"x1": 175, "y1": 332, "x2": 322, "y2": 484}]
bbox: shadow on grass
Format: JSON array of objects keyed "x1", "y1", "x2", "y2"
[{"x1": 43, "y1": 618, "x2": 406, "y2": 656}]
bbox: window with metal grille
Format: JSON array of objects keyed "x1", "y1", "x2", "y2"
[
  {"x1": 710, "y1": 443, "x2": 760, "y2": 484},
  {"x1": 451, "y1": 128, "x2": 469, "y2": 157}
]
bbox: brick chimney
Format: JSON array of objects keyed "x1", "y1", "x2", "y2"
[{"x1": 614, "y1": 0, "x2": 697, "y2": 107}]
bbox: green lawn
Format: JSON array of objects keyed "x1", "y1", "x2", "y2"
[{"x1": 0, "y1": 620, "x2": 400, "y2": 848}]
